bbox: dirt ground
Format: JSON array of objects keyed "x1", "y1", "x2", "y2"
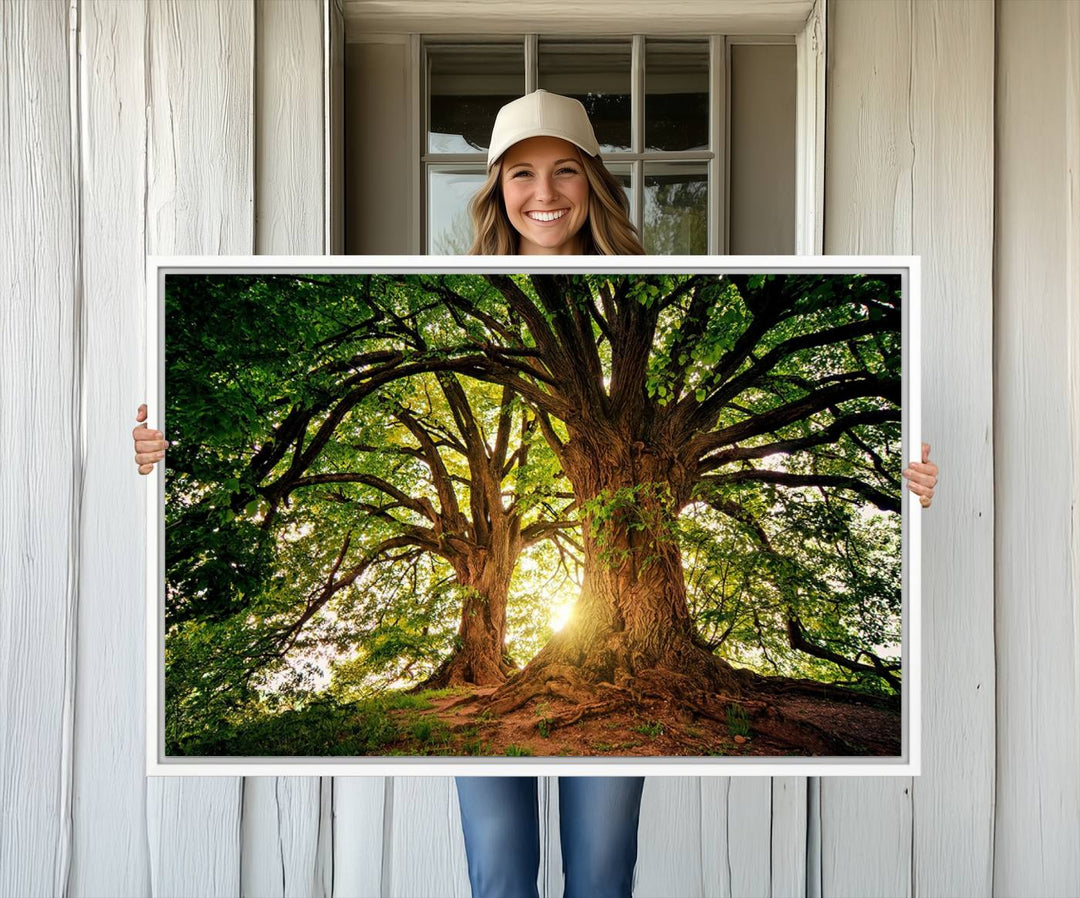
[{"x1": 382, "y1": 685, "x2": 901, "y2": 758}]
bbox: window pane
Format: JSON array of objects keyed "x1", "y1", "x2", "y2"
[
  {"x1": 643, "y1": 163, "x2": 708, "y2": 254},
  {"x1": 428, "y1": 44, "x2": 524, "y2": 154},
  {"x1": 603, "y1": 163, "x2": 634, "y2": 220},
  {"x1": 428, "y1": 167, "x2": 487, "y2": 254},
  {"x1": 645, "y1": 40, "x2": 709, "y2": 152},
  {"x1": 538, "y1": 40, "x2": 631, "y2": 153}
]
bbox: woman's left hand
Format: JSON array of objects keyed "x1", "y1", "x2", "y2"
[{"x1": 903, "y1": 442, "x2": 938, "y2": 508}]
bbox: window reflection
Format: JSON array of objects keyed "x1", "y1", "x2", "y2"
[
  {"x1": 429, "y1": 168, "x2": 487, "y2": 254},
  {"x1": 645, "y1": 40, "x2": 709, "y2": 152},
  {"x1": 538, "y1": 40, "x2": 632, "y2": 153},
  {"x1": 428, "y1": 44, "x2": 524, "y2": 154},
  {"x1": 644, "y1": 163, "x2": 708, "y2": 254}
]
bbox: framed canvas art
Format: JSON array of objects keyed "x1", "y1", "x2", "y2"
[{"x1": 145, "y1": 255, "x2": 921, "y2": 776}]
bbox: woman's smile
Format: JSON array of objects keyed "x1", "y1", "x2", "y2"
[{"x1": 526, "y1": 208, "x2": 569, "y2": 222}]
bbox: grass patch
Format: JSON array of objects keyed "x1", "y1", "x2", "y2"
[
  {"x1": 408, "y1": 715, "x2": 452, "y2": 747},
  {"x1": 593, "y1": 740, "x2": 643, "y2": 753},
  {"x1": 534, "y1": 702, "x2": 552, "y2": 738},
  {"x1": 504, "y1": 744, "x2": 533, "y2": 756},
  {"x1": 725, "y1": 704, "x2": 751, "y2": 738},
  {"x1": 380, "y1": 692, "x2": 434, "y2": 711},
  {"x1": 633, "y1": 720, "x2": 664, "y2": 738},
  {"x1": 169, "y1": 695, "x2": 403, "y2": 757}
]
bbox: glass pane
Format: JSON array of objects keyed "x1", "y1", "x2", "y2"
[
  {"x1": 428, "y1": 167, "x2": 487, "y2": 254},
  {"x1": 428, "y1": 44, "x2": 524, "y2": 154},
  {"x1": 645, "y1": 40, "x2": 709, "y2": 152},
  {"x1": 538, "y1": 40, "x2": 631, "y2": 153},
  {"x1": 604, "y1": 163, "x2": 634, "y2": 219},
  {"x1": 643, "y1": 163, "x2": 708, "y2": 254}
]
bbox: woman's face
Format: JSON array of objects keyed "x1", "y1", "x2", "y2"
[{"x1": 499, "y1": 136, "x2": 590, "y2": 255}]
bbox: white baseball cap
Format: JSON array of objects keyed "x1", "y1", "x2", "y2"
[{"x1": 486, "y1": 89, "x2": 601, "y2": 169}]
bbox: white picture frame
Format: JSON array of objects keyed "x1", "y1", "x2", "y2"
[{"x1": 146, "y1": 254, "x2": 920, "y2": 777}]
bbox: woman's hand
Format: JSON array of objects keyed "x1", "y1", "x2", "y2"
[
  {"x1": 133, "y1": 403, "x2": 169, "y2": 475},
  {"x1": 903, "y1": 442, "x2": 938, "y2": 508}
]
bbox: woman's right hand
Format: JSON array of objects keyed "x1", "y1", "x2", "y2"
[{"x1": 133, "y1": 403, "x2": 169, "y2": 474}]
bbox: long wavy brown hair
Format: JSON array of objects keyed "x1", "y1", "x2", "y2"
[{"x1": 467, "y1": 149, "x2": 645, "y2": 256}]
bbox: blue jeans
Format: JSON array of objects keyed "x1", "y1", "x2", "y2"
[{"x1": 454, "y1": 776, "x2": 646, "y2": 898}]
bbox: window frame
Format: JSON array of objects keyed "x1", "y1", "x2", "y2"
[{"x1": 411, "y1": 9, "x2": 824, "y2": 256}]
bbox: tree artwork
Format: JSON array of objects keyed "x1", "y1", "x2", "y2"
[{"x1": 163, "y1": 271, "x2": 906, "y2": 758}]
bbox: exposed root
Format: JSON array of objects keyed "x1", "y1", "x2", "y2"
[
  {"x1": 754, "y1": 674, "x2": 900, "y2": 710},
  {"x1": 545, "y1": 697, "x2": 632, "y2": 729},
  {"x1": 442, "y1": 691, "x2": 486, "y2": 712},
  {"x1": 407, "y1": 648, "x2": 517, "y2": 693},
  {"x1": 485, "y1": 662, "x2": 593, "y2": 715}
]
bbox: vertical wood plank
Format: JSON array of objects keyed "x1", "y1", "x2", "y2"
[
  {"x1": 332, "y1": 777, "x2": 386, "y2": 897},
  {"x1": 825, "y1": 2, "x2": 996, "y2": 896},
  {"x1": 908, "y1": 2, "x2": 995, "y2": 895},
  {"x1": 770, "y1": 777, "x2": 808, "y2": 897},
  {"x1": 385, "y1": 777, "x2": 470, "y2": 898},
  {"x1": 636, "y1": 778, "x2": 703, "y2": 897},
  {"x1": 70, "y1": 1, "x2": 153, "y2": 895},
  {"x1": 144, "y1": 0, "x2": 255, "y2": 257},
  {"x1": 700, "y1": 779, "x2": 731, "y2": 898},
  {"x1": 242, "y1": 777, "x2": 325, "y2": 898},
  {"x1": 144, "y1": 2, "x2": 254, "y2": 895},
  {"x1": 0, "y1": 1, "x2": 78, "y2": 896},
  {"x1": 822, "y1": 2, "x2": 914, "y2": 894},
  {"x1": 254, "y1": 0, "x2": 324, "y2": 256},
  {"x1": 994, "y1": 1, "x2": 1080, "y2": 892},
  {"x1": 243, "y1": 2, "x2": 328, "y2": 896},
  {"x1": 145, "y1": 778, "x2": 244, "y2": 895},
  {"x1": 699, "y1": 778, "x2": 783, "y2": 898}
]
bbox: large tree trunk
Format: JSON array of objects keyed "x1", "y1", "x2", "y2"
[
  {"x1": 418, "y1": 529, "x2": 522, "y2": 689},
  {"x1": 486, "y1": 432, "x2": 757, "y2": 716}
]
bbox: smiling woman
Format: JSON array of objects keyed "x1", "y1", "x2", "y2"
[
  {"x1": 500, "y1": 136, "x2": 591, "y2": 254},
  {"x1": 467, "y1": 89, "x2": 646, "y2": 256}
]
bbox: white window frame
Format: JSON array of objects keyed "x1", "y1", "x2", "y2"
[{"x1": 404, "y1": 1, "x2": 825, "y2": 256}]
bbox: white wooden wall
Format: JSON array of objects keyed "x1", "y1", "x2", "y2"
[
  {"x1": 1, "y1": 1, "x2": 1077, "y2": 896},
  {"x1": 824, "y1": 1, "x2": 995, "y2": 894}
]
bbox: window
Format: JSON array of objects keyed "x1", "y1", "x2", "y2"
[{"x1": 421, "y1": 35, "x2": 796, "y2": 255}]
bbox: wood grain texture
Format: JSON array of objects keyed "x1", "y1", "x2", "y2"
[
  {"x1": 244, "y1": 3, "x2": 329, "y2": 895},
  {"x1": 331, "y1": 777, "x2": 387, "y2": 897},
  {"x1": 144, "y1": 2, "x2": 254, "y2": 895},
  {"x1": 146, "y1": 778, "x2": 243, "y2": 897},
  {"x1": 994, "y1": 1, "x2": 1080, "y2": 892},
  {"x1": 0, "y1": 2, "x2": 78, "y2": 896},
  {"x1": 385, "y1": 778, "x2": 471, "y2": 898},
  {"x1": 824, "y1": 2, "x2": 996, "y2": 896},
  {"x1": 145, "y1": 0, "x2": 254, "y2": 256},
  {"x1": 907, "y1": 2, "x2": 995, "y2": 895},
  {"x1": 636, "y1": 778, "x2": 703, "y2": 897},
  {"x1": 822, "y1": 4, "x2": 913, "y2": 890},
  {"x1": 770, "y1": 777, "x2": 809, "y2": 897},
  {"x1": 255, "y1": 0, "x2": 324, "y2": 256},
  {"x1": 241, "y1": 777, "x2": 325, "y2": 898},
  {"x1": 69, "y1": 2, "x2": 153, "y2": 896}
]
